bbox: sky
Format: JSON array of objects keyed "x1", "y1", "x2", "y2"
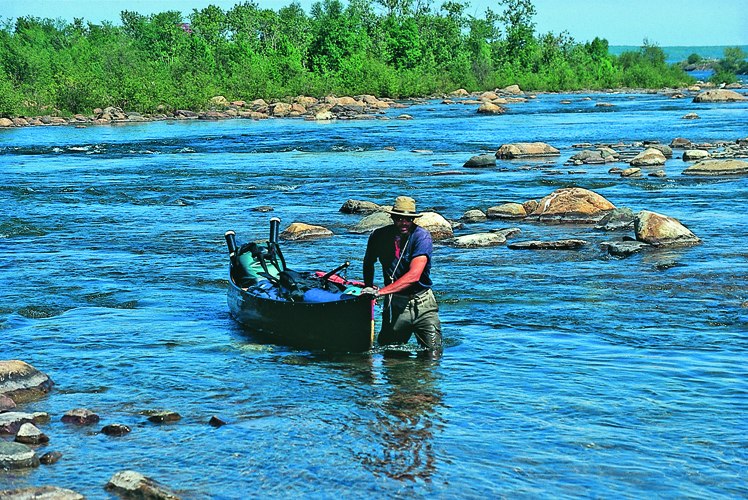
[{"x1": 1, "y1": 0, "x2": 746, "y2": 47}]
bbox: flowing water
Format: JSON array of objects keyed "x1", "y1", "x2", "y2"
[{"x1": 1, "y1": 91, "x2": 748, "y2": 499}]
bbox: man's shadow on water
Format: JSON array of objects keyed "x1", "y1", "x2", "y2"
[{"x1": 354, "y1": 349, "x2": 446, "y2": 483}]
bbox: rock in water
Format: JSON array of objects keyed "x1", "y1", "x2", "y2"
[
  {"x1": 14, "y1": 423, "x2": 49, "y2": 445},
  {"x1": 339, "y1": 199, "x2": 381, "y2": 214},
  {"x1": 61, "y1": 408, "x2": 100, "y2": 425},
  {"x1": 460, "y1": 210, "x2": 487, "y2": 223},
  {"x1": 507, "y1": 239, "x2": 588, "y2": 250},
  {"x1": 105, "y1": 471, "x2": 183, "y2": 500},
  {"x1": 279, "y1": 223, "x2": 334, "y2": 241},
  {"x1": 0, "y1": 441, "x2": 40, "y2": 470},
  {"x1": 0, "y1": 360, "x2": 54, "y2": 403},
  {"x1": 348, "y1": 212, "x2": 392, "y2": 234},
  {"x1": 529, "y1": 188, "x2": 616, "y2": 224},
  {"x1": 101, "y1": 424, "x2": 132, "y2": 436},
  {"x1": 495, "y1": 142, "x2": 560, "y2": 159},
  {"x1": 452, "y1": 233, "x2": 507, "y2": 248},
  {"x1": 634, "y1": 210, "x2": 701, "y2": 247},
  {"x1": 0, "y1": 486, "x2": 84, "y2": 500},
  {"x1": 630, "y1": 148, "x2": 666, "y2": 167},
  {"x1": 415, "y1": 212, "x2": 453, "y2": 240},
  {"x1": 692, "y1": 89, "x2": 748, "y2": 103},
  {"x1": 463, "y1": 154, "x2": 496, "y2": 168},
  {"x1": 486, "y1": 203, "x2": 527, "y2": 219},
  {"x1": 682, "y1": 159, "x2": 748, "y2": 176}
]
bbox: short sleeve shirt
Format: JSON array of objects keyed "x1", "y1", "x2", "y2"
[{"x1": 364, "y1": 224, "x2": 433, "y2": 293}]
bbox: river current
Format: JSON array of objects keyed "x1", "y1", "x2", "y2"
[{"x1": 2, "y1": 90, "x2": 747, "y2": 499}]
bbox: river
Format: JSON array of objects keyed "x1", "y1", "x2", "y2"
[{"x1": 2, "y1": 90, "x2": 747, "y2": 499}]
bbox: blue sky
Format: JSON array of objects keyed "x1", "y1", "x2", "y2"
[{"x1": 1, "y1": 0, "x2": 746, "y2": 47}]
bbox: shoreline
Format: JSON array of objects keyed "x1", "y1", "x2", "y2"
[{"x1": 1, "y1": 82, "x2": 744, "y2": 130}]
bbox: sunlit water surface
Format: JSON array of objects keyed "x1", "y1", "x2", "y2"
[{"x1": 2, "y1": 91, "x2": 748, "y2": 499}]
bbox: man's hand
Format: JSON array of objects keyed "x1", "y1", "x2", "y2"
[{"x1": 360, "y1": 287, "x2": 379, "y2": 298}]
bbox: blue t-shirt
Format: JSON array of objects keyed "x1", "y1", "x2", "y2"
[{"x1": 364, "y1": 224, "x2": 433, "y2": 293}]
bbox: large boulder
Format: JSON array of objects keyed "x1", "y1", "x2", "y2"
[
  {"x1": 630, "y1": 148, "x2": 666, "y2": 167},
  {"x1": 692, "y1": 89, "x2": 748, "y2": 103},
  {"x1": 279, "y1": 223, "x2": 333, "y2": 241},
  {"x1": 0, "y1": 360, "x2": 54, "y2": 403},
  {"x1": 348, "y1": 212, "x2": 392, "y2": 234},
  {"x1": 634, "y1": 210, "x2": 701, "y2": 247},
  {"x1": 529, "y1": 188, "x2": 616, "y2": 223},
  {"x1": 0, "y1": 487, "x2": 84, "y2": 500},
  {"x1": 0, "y1": 441, "x2": 40, "y2": 470},
  {"x1": 415, "y1": 212, "x2": 453, "y2": 240},
  {"x1": 682, "y1": 159, "x2": 748, "y2": 176},
  {"x1": 105, "y1": 471, "x2": 182, "y2": 500},
  {"x1": 496, "y1": 142, "x2": 560, "y2": 159}
]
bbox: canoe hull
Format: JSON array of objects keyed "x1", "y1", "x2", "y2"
[{"x1": 228, "y1": 281, "x2": 375, "y2": 352}]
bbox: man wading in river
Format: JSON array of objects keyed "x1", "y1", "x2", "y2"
[{"x1": 362, "y1": 196, "x2": 442, "y2": 351}]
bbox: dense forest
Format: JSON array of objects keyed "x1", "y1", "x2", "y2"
[{"x1": 0, "y1": 0, "x2": 704, "y2": 117}]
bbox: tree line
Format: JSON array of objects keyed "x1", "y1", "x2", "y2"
[{"x1": 0, "y1": 0, "x2": 698, "y2": 118}]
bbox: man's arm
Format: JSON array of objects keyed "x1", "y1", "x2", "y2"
[{"x1": 375, "y1": 255, "x2": 427, "y2": 296}]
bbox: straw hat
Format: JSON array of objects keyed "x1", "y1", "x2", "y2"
[{"x1": 385, "y1": 196, "x2": 423, "y2": 218}]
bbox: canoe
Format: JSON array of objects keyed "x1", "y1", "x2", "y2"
[{"x1": 224, "y1": 219, "x2": 374, "y2": 352}]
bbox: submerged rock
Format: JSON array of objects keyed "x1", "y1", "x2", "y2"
[
  {"x1": 144, "y1": 411, "x2": 181, "y2": 423},
  {"x1": 0, "y1": 360, "x2": 54, "y2": 403},
  {"x1": 634, "y1": 210, "x2": 701, "y2": 247},
  {"x1": 507, "y1": 239, "x2": 588, "y2": 250},
  {"x1": 0, "y1": 486, "x2": 83, "y2": 500},
  {"x1": 105, "y1": 471, "x2": 183, "y2": 500},
  {"x1": 602, "y1": 239, "x2": 651, "y2": 257},
  {"x1": 529, "y1": 187, "x2": 616, "y2": 224},
  {"x1": 280, "y1": 223, "x2": 334, "y2": 241}
]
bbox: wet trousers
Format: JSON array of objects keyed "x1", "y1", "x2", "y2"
[{"x1": 378, "y1": 288, "x2": 442, "y2": 350}]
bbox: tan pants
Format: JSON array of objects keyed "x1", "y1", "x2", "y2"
[{"x1": 378, "y1": 288, "x2": 442, "y2": 350}]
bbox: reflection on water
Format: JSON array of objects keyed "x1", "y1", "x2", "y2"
[{"x1": 358, "y1": 353, "x2": 445, "y2": 482}]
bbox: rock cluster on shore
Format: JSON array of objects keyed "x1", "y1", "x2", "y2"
[{"x1": 2, "y1": 81, "x2": 743, "y2": 129}]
